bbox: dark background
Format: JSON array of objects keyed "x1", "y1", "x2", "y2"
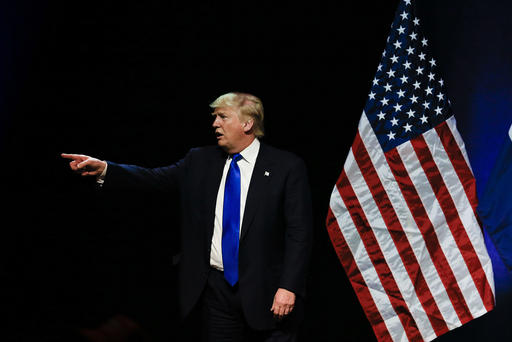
[{"x1": 1, "y1": 0, "x2": 511, "y2": 341}]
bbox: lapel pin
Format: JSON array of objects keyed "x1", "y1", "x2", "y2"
[{"x1": 264, "y1": 171, "x2": 270, "y2": 177}]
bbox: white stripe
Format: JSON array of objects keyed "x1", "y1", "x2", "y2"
[
  {"x1": 329, "y1": 185, "x2": 402, "y2": 341},
  {"x1": 444, "y1": 116, "x2": 473, "y2": 175},
  {"x1": 396, "y1": 141, "x2": 484, "y2": 318},
  {"x1": 344, "y1": 145, "x2": 434, "y2": 339},
  {"x1": 359, "y1": 113, "x2": 461, "y2": 330},
  {"x1": 424, "y1": 126, "x2": 495, "y2": 302}
]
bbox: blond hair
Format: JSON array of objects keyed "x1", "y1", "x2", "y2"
[{"x1": 210, "y1": 92, "x2": 265, "y2": 138}]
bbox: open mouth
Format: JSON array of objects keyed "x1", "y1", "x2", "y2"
[{"x1": 215, "y1": 132, "x2": 224, "y2": 139}]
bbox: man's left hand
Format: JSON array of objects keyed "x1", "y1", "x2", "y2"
[{"x1": 270, "y1": 288, "x2": 296, "y2": 320}]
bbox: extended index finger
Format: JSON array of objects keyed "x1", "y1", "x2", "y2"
[{"x1": 61, "y1": 153, "x2": 85, "y2": 161}]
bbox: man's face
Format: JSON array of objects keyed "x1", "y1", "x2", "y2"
[{"x1": 212, "y1": 106, "x2": 247, "y2": 154}]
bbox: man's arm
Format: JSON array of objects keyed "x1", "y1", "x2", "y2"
[{"x1": 61, "y1": 153, "x2": 107, "y2": 176}]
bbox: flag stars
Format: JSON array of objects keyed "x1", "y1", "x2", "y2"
[
  {"x1": 427, "y1": 72, "x2": 436, "y2": 81},
  {"x1": 387, "y1": 69, "x2": 396, "y2": 78},
  {"x1": 406, "y1": 109, "x2": 415, "y2": 118},
  {"x1": 390, "y1": 117, "x2": 399, "y2": 126},
  {"x1": 413, "y1": 81, "x2": 421, "y2": 89},
  {"x1": 377, "y1": 111, "x2": 386, "y2": 120},
  {"x1": 384, "y1": 83, "x2": 393, "y2": 92},
  {"x1": 422, "y1": 101, "x2": 430, "y2": 109},
  {"x1": 369, "y1": 91, "x2": 376, "y2": 100},
  {"x1": 429, "y1": 58, "x2": 437, "y2": 67},
  {"x1": 420, "y1": 114, "x2": 428, "y2": 123},
  {"x1": 380, "y1": 97, "x2": 390, "y2": 106},
  {"x1": 393, "y1": 40, "x2": 402, "y2": 50},
  {"x1": 390, "y1": 55, "x2": 399, "y2": 63},
  {"x1": 393, "y1": 103, "x2": 402, "y2": 112},
  {"x1": 425, "y1": 86, "x2": 433, "y2": 95},
  {"x1": 418, "y1": 52, "x2": 426, "y2": 61},
  {"x1": 373, "y1": 78, "x2": 380, "y2": 86},
  {"x1": 406, "y1": 47, "x2": 415, "y2": 55},
  {"x1": 400, "y1": 75, "x2": 409, "y2": 84},
  {"x1": 410, "y1": 94, "x2": 418, "y2": 103},
  {"x1": 413, "y1": 18, "x2": 420, "y2": 26},
  {"x1": 404, "y1": 0, "x2": 411, "y2": 5},
  {"x1": 400, "y1": 11, "x2": 409, "y2": 20},
  {"x1": 409, "y1": 32, "x2": 417, "y2": 40},
  {"x1": 403, "y1": 123, "x2": 412, "y2": 132},
  {"x1": 377, "y1": 64, "x2": 383, "y2": 72},
  {"x1": 396, "y1": 89, "x2": 406, "y2": 98},
  {"x1": 403, "y1": 60, "x2": 412, "y2": 69},
  {"x1": 387, "y1": 131, "x2": 396, "y2": 140},
  {"x1": 422, "y1": 38, "x2": 428, "y2": 46},
  {"x1": 397, "y1": 25, "x2": 406, "y2": 34},
  {"x1": 416, "y1": 66, "x2": 424, "y2": 75},
  {"x1": 434, "y1": 106, "x2": 443, "y2": 115},
  {"x1": 439, "y1": 78, "x2": 445, "y2": 86},
  {"x1": 437, "y1": 92, "x2": 445, "y2": 101}
]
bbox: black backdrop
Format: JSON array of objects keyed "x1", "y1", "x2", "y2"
[{"x1": 1, "y1": 1, "x2": 510, "y2": 341}]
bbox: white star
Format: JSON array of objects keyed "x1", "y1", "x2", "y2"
[
  {"x1": 396, "y1": 89, "x2": 405, "y2": 98},
  {"x1": 434, "y1": 106, "x2": 443, "y2": 115},
  {"x1": 393, "y1": 41, "x2": 402, "y2": 50},
  {"x1": 418, "y1": 52, "x2": 426, "y2": 60},
  {"x1": 380, "y1": 97, "x2": 390, "y2": 106},
  {"x1": 406, "y1": 47, "x2": 415, "y2": 55},
  {"x1": 439, "y1": 78, "x2": 444, "y2": 86},
  {"x1": 409, "y1": 32, "x2": 418, "y2": 40},
  {"x1": 377, "y1": 111, "x2": 386, "y2": 120},
  {"x1": 425, "y1": 86, "x2": 433, "y2": 95},
  {"x1": 429, "y1": 58, "x2": 436, "y2": 67},
  {"x1": 413, "y1": 18, "x2": 420, "y2": 26},
  {"x1": 393, "y1": 103, "x2": 402, "y2": 112},
  {"x1": 390, "y1": 117, "x2": 399, "y2": 126},
  {"x1": 422, "y1": 101, "x2": 430, "y2": 109},
  {"x1": 403, "y1": 60, "x2": 412, "y2": 69},
  {"x1": 400, "y1": 11, "x2": 409, "y2": 20},
  {"x1": 427, "y1": 72, "x2": 436, "y2": 81},
  {"x1": 387, "y1": 69, "x2": 396, "y2": 78},
  {"x1": 437, "y1": 92, "x2": 445, "y2": 101},
  {"x1": 421, "y1": 38, "x2": 428, "y2": 46},
  {"x1": 377, "y1": 64, "x2": 383, "y2": 72},
  {"x1": 390, "y1": 54, "x2": 399, "y2": 63},
  {"x1": 403, "y1": 123, "x2": 412, "y2": 132},
  {"x1": 416, "y1": 66, "x2": 424, "y2": 75},
  {"x1": 400, "y1": 75, "x2": 408, "y2": 84},
  {"x1": 369, "y1": 91, "x2": 376, "y2": 100},
  {"x1": 406, "y1": 109, "x2": 415, "y2": 117},
  {"x1": 382, "y1": 50, "x2": 387, "y2": 57},
  {"x1": 410, "y1": 94, "x2": 418, "y2": 103},
  {"x1": 387, "y1": 131, "x2": 396, "y2": 140},
  {"x1": 373, "y1": 77, "x2": 380, "y2": 86},
  {"x1": 413, "y1": 81, "x2": 421, "y2": 89},
  {"x1": 420, "y1": 114, "x2": 428, "y2": 123},
  {"x1": 404, "y1": 0, "x2": 411, "y2": 5},
  {"x1": 384, "y1": 83, "x2": 392, "y2": 92},
  {"x1": 397, "y1": 25, "x2": 406, "y2": 34}
]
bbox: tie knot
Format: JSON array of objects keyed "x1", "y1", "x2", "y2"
[{"x1": 232, "y1": 153, "x2": 243, "y2": 163}]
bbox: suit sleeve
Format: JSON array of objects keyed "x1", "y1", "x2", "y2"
[
  {"x1": 279, "y1": 157, "x2": 313, "y2": 298},
  {"x1": 102, "y1": 150, "x2": 193, "y2": 193}
]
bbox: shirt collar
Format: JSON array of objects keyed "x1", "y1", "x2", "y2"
[{"x1": 234, "y1": 138, "x2": 260, "y2": 164}]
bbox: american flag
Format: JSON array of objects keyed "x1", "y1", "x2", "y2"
[{"x1": 326, "y1": 1, "x2": 495, "y2": 341}]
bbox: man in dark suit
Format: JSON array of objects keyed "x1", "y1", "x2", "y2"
[{"x1": 62, "y1": 92, "x2": 313, "y2": 341}]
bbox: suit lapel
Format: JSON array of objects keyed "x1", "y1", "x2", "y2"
[
  {"x1": 204, "y1": 147, "x2": 227, "y2": 244},
  {"x1": 240, "y1": 143, "x2": 273, "y2": 241}
]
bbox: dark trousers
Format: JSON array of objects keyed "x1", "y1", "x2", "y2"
[{"x1": 201, "y1": 268, "x2": 300, "y2": 342}]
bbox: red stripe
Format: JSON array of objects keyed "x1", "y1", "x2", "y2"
[
  {"x1": 386, "y1": 148, "x2": 474, "y2": 325},
  {"x1": 351, "y1": 133, "x2": 450, "y2": 336},
  {"x1": 435, "y1": 121, "x2": 479, "y2": 213},
  {"x1": 326, "y1": 207, "x2": 393, "y2": 342},
  {"x1": 335, "y1": 166, "x2": 423, "y2": 341},
  {"x1": 410, "y1": 135, "x2": 495, "y2": 312}
]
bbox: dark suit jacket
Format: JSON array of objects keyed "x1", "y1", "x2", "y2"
[{"x1": 103, "y1": 142, "x2": 313, "y2": 330}]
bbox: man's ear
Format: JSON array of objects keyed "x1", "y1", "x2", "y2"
[{"x1": 243, "y1": 119, "x2": 254, "y2": 133}]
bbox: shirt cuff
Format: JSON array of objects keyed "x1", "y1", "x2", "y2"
[{"x1": 96, "y1": 162, "x2": 108, "y2": 185}]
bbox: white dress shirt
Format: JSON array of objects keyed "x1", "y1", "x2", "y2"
[{"x1": 210, "y1": 138, "x2": 260, "y2": 271}]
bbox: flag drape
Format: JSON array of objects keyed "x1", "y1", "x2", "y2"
[{"x1": 326, "y1": 1, "x2": 495, "y2": 341}]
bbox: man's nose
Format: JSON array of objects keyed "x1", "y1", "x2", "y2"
[{"x1": 212, "y1": 116, "x2": 220, "y2": 127}]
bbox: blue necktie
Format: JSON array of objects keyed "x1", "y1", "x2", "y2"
[{"x1": 222, "y1": 153, "x2": 243, "y2": 286}]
